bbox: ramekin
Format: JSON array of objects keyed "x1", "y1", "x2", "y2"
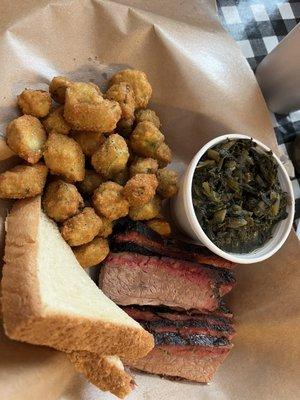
[{"x1": 171, "y1": 134, "x2": 295, "y2": 264}]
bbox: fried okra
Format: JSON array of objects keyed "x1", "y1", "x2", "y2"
[
  {"x1": 92, "y1": 182, "x2": 129, "y2": 221},
  {"x1": 105, "y1": 82, "x2": 135, "y2": 120},
  {"x1": 147, "y1": 219, "x2": 171, "y2": 236},
  {"x1": 91, "y1": 134, "x2": 129, "y2": 179},
  {"x1": 109, "y1": 69, "x2": 152, "y2": 108},
  {"x1": 116, "y1": 118, "x2": 134, "y2": 138},
  {"x1": 97, "y1": 217, "x2": 113, "y2": 238},
  {"x1": 155, "y1": 142, "x2": 172, "y2": 167},
  {"x1": 130, "y1": 121, "x2": 164, "y2": 158},
  {"x1": 49, "y1": 76, "x2": 73, "y2": 104},
  {"x1": 78, "y1": 169, "x2": 103, "y2": 195},
  {"x1": 73, "y1": 237, "x2": 109, "y2": 268},
  {"x1": 17, "y1": 89, "x2": 51, "y2": 118},
  {"x1": 129, "y1": 157, "x2": 158, "y2": 177},
  {"x1": 64, "y1": 82, "x2": 121, "y2": 132},
  {"x1": 157, "y1": 168, "x2": 179, "y2": 198},
  {"x1": 135, "y1": 109, "x2": 160, "y2": 128},
  {"x1": 42, "y1": 106, "x2": 71, "y2": 135},
  {"x1": 6, "y1": 115, "x2": 47, "y2": 164},
  {"x1": 43, "y1": 132, "x2": 85, "y2": 182},
  {"x1": 129, "y1": 195, "x2": 161, "y2": 221},
  {"x1": 71, "y1": 130, "x2": 105, "y2": 156},
  {"x1": 0, "y1": 163, "x2": 48, "y2": 199},
  {"x1": 42, "y1": 180, "x2": 84, "y2": 222},
  {"x1": 123, "y1": 173, "x2": 158, "y2": 206},
  {"x1": 60, "y1": 207, "x2": 102, "y2": 246}
]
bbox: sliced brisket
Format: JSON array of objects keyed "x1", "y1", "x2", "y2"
[
  {"x1": 123, "y1": 306, "x2": 235, "y2": 340},
  {"x1": 111, "y1": 219, "x2": 236, "y2": 270},
  {"x1": 123, "y1": 306, "x2": 233, "y2": 383},
  {"x1": 99, "y1": 252, "x2": 235, "y2": 312},
  {"x1": 127, "y1": 345, "x2": 232, "y2": 383},
  {"x1": 100, "y1": 220, "x2": 236, "y2": 383}
]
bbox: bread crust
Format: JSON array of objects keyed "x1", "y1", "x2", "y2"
[
  {"x1": 1, "y1": 196, "x2": 154, "y2": 359},
  {"x1": 2, "y1": 197, "x2": 42, "y2": 327},
  {"x1": 69, "y1": 352, "x2": 133, "y2": 399}
]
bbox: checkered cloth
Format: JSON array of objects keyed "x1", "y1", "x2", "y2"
[{"x1": 217, "y1": 0, "x2": 300, "y2": 235}]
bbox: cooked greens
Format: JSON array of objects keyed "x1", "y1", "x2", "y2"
[{"x1": 192, "y1": 139, "x2": 289, "y2": 253}]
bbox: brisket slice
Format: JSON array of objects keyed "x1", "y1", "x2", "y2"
[
  {"x1": 111, "y1": 219, "x2": 236, "y2": 270},
  {"x1": 99, "y1": 252, "x2": 235, "y2": 312},
  {"x1": 123, "y1": 307, "x2": 233, "y2": 383},
  {"x1": 123, "y1": 306, "x2": 235, "y2": 340},
  {"x1": 127, "y1": 345, "x2": 232, "y2": 383}
]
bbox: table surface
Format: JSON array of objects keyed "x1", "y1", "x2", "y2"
[{"x1": 217, "y1": 0, "x2": 300, "y2": 233}]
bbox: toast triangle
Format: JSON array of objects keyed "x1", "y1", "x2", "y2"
[
  {"x1": 1, "y1": 196, "x2": 153, "y2": 359},
  {"x1": 69, "y1": 352, "x2": 133, "y2": 399}
]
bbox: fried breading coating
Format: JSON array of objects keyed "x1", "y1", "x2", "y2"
[
  {"x1": 129, "y1": 157, "x2": 158, "y2": 177},
  {"x1": 60, "y1": 207, "x2": 102, "y2": 246},
  {"x1": 116, "y1": 118, "x2": 134, "y2": 138},
  {"x1": 42, "y1": 106, "x2": 71, "y2": 135},
  {"x1": 91, "y1": 134, "x2": 129, "y2": 179},
  {"x1": 97, "y1": 217, "x2": 113, "y2": 238},
  {"x1": 0, "y1": 163, "x2": 48, "y2": 199},
  {"x1": 49, "y1": 76, "x2": 73, "y2": 104},
  {"x1": 92, "y1": 182, "x2": 129, "y2": 221},
  {"x1": 109, "y1": 69, "x2": 152, "y2": 108},
  {"x1": 129, "y1": 195, "x2": 161, "y2": 221},
  {"x1": 135, "y1": 109, "x2": 160, "y2": 128},
  {"x1": 64, "y1": 82, "x2": 121, "y2": 132},
  {"x1": 73, "y1": 237, "x2": 109, "y2": 268},
  {"x1": 157, "y1": 168, "x2": 179, "y2": 198},
  {"x1": 105, "y1": 82, "x2": 135, "y2": 120},
  {"x1": 77, "y1": 169, "x2": 103, "y2": 195},
  {"x1": 6, "y1": 115, "x2": 47, "y2": 164},
  {"x1": 123, "y1": 173, "x2": 158, "y2": 206},
  {"x1": 146, "y1": 219, "x2": 171, "y2": 236},
  {"x1": 49, "y1": 77, "x2": 102, "y2": 104},
  {"x1": 43, "y1": 132, "x2": 85, "y2": 182},
  {"x1": 71, "y1": 130, "x2": 105, "y2": 156},
  {"x1": 17, "y1": 89, "x2": 51, "y2": 118},
  {"x1": 130, "y1": 121, "x2": 164, "y2": 158},
  {"x1": 155, "y1": 142, "x2": 172, "y2": 167},
  {"x1": 42, "y1": 180, "x2": 84, "y2": 222}
]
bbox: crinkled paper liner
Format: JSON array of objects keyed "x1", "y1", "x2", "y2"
[{"x1": 0, "y1": 1, "x2": 299, "y2": 399}]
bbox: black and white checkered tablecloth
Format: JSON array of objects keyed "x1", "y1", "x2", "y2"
[{"x1": 217, "y1": 0, "x2": 300, "y2": 234}]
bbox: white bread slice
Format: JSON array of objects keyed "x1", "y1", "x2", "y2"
[
  {"x1": 1, "y1": 196, "x2": 154, "y2": 359},
  {"x1": 1, "y1": 294, "x2": 132, "y2": 399},
  {"x1": 69, "y1": 352, "x2": 133, "y2": 399}
]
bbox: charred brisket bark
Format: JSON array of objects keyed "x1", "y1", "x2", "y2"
[
  {"x1": 123, "y1": 306, "x2": 235, "y2": 340},
  {"x1": 123, "y1": 306, "x2": 234, "y2": 383},
  {"x1": 111, "y1": 219, "x2": 236, "y2": 270}
]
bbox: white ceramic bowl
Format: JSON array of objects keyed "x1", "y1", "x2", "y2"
[{"x1": 171, "y1": 134, "x2": 295, "y2": 264}]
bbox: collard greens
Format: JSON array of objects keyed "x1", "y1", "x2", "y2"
[{"x1": 192, "y1": 139, "x2": 289, "y2": 253}]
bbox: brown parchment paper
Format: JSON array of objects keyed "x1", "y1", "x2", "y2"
[{"x1": 0, "y1": 1, "x2": 299, "y2": 399}]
